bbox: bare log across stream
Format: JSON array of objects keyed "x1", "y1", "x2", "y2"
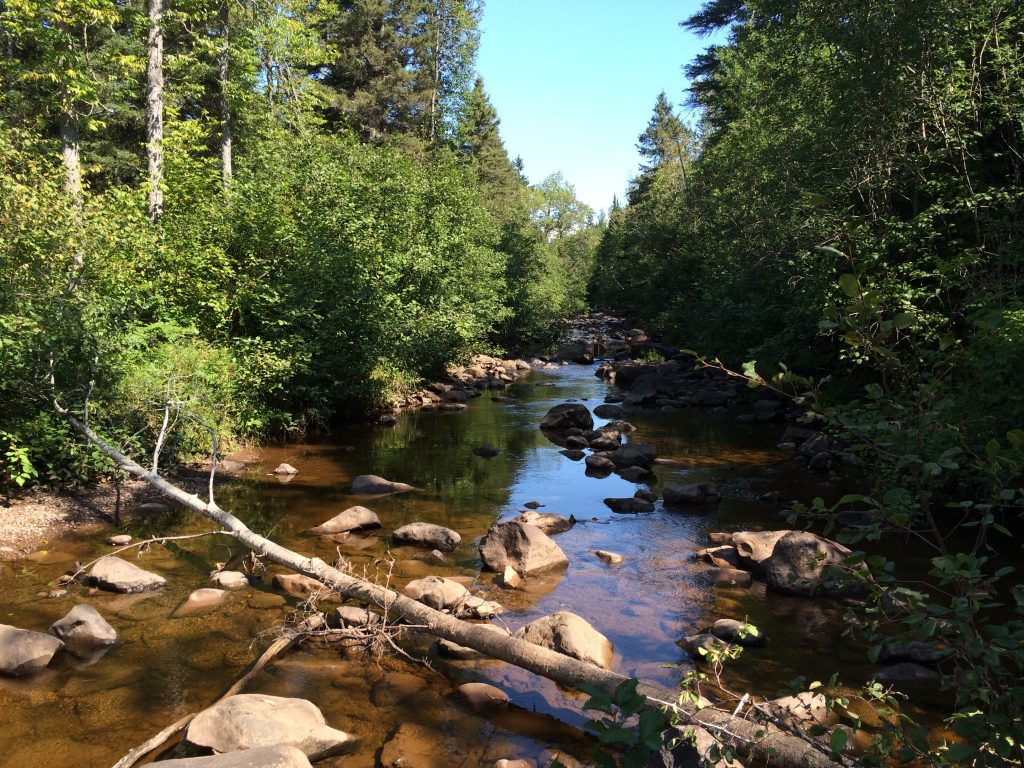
[{"x1": 59, "y1": 407, "x2": 849, "y2": 768}]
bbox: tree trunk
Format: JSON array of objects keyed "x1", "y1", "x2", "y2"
[
  {"x1": 58, "y1": 408, "x2": 847, "y2": 768},
  {"x1": 146, "y1": 0, "x2": 164, "y2": 222},
  {"x1": 60, "y1": 113, "x2": 82, "y2": 209},
  {"x1": 219, "y1": 0, "x2": 232, "y2": 188}
]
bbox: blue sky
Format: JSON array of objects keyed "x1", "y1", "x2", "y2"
[{"x1": 476, "y1": 1, "x2": 719, "y2": 214}]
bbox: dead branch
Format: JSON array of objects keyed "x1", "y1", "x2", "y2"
[
  {"x1": 111, "y1": 630, "x2": 306, "y2": 768},
  {"x1": 58, "y1": 406, "x2": 848, "y2": 768}
]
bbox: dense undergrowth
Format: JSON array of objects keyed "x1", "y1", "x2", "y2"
[{"x1": 590, "y1": 2, "x2": 1024, "y2": 764}]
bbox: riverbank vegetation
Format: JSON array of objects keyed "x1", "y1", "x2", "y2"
[
  {"x1": 0, "y1": 0, "x2": 599, "y2": 490},
  {"x1": 592, "y1": 2, "x2": 1024, "y2": 764}
]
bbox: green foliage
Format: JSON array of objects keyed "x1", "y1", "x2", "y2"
[{"x1": 577, "y1": 679, "x2": 669, "y2": 768}]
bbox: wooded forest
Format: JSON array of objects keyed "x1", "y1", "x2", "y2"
[{"x1": 1, "y1": 0, "x2": 1023, "y2": 766}]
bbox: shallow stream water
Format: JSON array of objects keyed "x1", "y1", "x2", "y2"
[{"x1": 0, "y1": 362, "x2": 907, "y2": 767}]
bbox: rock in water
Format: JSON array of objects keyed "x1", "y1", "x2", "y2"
[
  {"x1": 593, "y1": 550, "x2": 624, "y2": 564},
  {"x1": 273, "y1": 463, "x2": 298, "y2": 475},
  {"x1": 351, "y1": 474, "x2": 414, "y2": 495},
  {"x1": 457, "y1": 682, "x2": 509, "y2": 712},
  {"x1": 402, "y1": 576, "x2": 469, "y2": 611},
  {"x1": 603, "y1": 497, "x2": 654, "y2": 514},
  {"x1": 731, "y1": 530, "x2": 790, "y2": 573},
  {"x1": 48, "y1": 604, "x2": 116, "y2": 651},
  {"x1": 515, "y1": 611, "x2": 614, "y2": 670},
  {"x1": 89, "y1": 555, "x2": 166, "y2": 593},
  {"x1": 763, "y1": 531, "x2": 867, "y2": 596},
  {"x1": 479, "y1": 521, "x2": 568, "y2": 575},
  {"x1": 539, "y1": 403, "x2": 594, "y2": 431},
  {"x1": 609, "y1": 442, "x2": 657, "y2": 468},
  {"x1": 593, "y1": 403, "x2": 625, "y2": 419},
  {"x1": 174, "y1": 588, "x2": 228, "y2": 616},
  {"x1": 392, "y1": 522, "x2": 462, "y2": 552},
  {"x1": 472, "y1": 444, "x2": 501, "y2": 459},
  {"x1": 272, "y1": 573, "x2": 328, "y2": 599},
  {"x1": 309, "y1": 506, "x2": 381, "y2": 535},
  {"x1": 156, "y1": 746, "x2": 313, "y2": 768},
  {"x1": 663, "y1": 482, "x2": 721, "y2": 507},
  {"x1": 185, "y1": 694, "x2": 354, "y2": 760},
  {"x1": 210, "y1": 570, "x2": 249, "y2": 590},
  {"x1": 0, "y1": 624, "x2": 64, "y2": 676},
  {"x1": 511, "y1": 510, "x2": 574, "y2": 535}
]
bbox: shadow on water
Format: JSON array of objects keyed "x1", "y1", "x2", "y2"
[{"x1": 0, "y1": 362, "x2": 937, "y2": 766}]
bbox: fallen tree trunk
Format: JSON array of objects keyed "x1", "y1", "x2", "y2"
[{"x1": 61, "y1": 409, "x2": 848, "y2": 768}]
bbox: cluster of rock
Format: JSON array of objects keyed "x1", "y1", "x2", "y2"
[
  {"x1": 0, "y1": 603, "x2": 117, "y2": 677},
  {"x1": 386, "y1": 355, "x2": 532, "y2": 418},
  {"x1": 595, "y1": 354, "x2": 844, "y2": 473}
]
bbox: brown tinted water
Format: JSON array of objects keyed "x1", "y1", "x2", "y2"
[{"x1": 0, "y1": 363, "x2": 925, "y2": 767}]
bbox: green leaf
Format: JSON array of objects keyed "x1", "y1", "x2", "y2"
[
  {"x1": 829, "y1": 728, "x2": 848, "y2": 756},
  {"x1": 838, "y1": 273, "x2": 860, "y2": 298}
]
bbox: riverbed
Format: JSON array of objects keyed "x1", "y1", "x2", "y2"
[{"x1": 0, "y1": 361, "x2": 889, "y2": 767}]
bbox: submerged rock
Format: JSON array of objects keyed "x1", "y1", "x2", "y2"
[
  {"x1": 593, "y1": 550, "x2": 624, "y2": 565},
  {"x1": 309, "y1": 506, "x2": 381, "y2": 535},
  {"x1": 351, "y1": 474, "x2": 414, "y2": 495},
  {"x1": 457, "y1": 682, "x2": 509, "y2": 712},
  {"x1": 479, "y1": 522, "x2": 569, "y2": 575},
  {"x1": 272, "y1": 573, "x2": 328, "y2": 600},
  {"x1": 0, "y1": 624, "x2": 64, "y2": 677},
  {"x1": 174, "y1": 588, "x2": 228, "y2": 617},
  {"x1": 185, "y1": 694, "x2": 354, "y2": 760},
  {"x1": 210, "y1": 570, "x2": 249, "y2": 590},
  {"x1": 392, "y1": 522, "x2": 462, "y2": 553},
  {"x1": 156, "y1": 745, "x2": 313, "y2": 768},
  {"x1": 89, "y1": 555, "x2": 166, "y2": 593},
  {"x1": 515, "y1": 611, "x2": 614, "y2": 670},
  {"x1": 473, "y1": 444, "x2": 501, "y2": 459}
]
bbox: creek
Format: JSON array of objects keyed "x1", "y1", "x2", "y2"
[{"x1": 0, "y1": 360, "x2": 918, "y2": 767}]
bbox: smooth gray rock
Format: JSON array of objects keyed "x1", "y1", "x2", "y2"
[
  {"x1": 185, "y1": 694, "x2": 354, "y2": 760},
  {"x1": 707, "y1": 618, "x2": 765, "y2": 647},
  {"x1": 89, "y1": 555, "x2": 166, "y2": 593},
  {"x1": 273, "y1": 463, "x2": 298, "y2": 475},
  {"x1": 511, "y1": 511, "x2": 574, "y2": 535},
  {"x1": 48, "y1": 604, "x2": 116, "y2": 650},
  {"x1": 174, "y1": 588, "x2": 228, "y2": 616},
  {"x1": 706, "y1": 567, "x2": 753, "y2": 587},
  {"x1": 335, "y1": 605, "x2": 382, "y2": 628},
  {"x1": 540, "y1": 403, "x2": 594, "y2": 431},
  {"x1": 585, "y1": 454, "x2": 615, "y2": 472},
  {"x1": 515, "y1": 611, "x2": 614, "y2": 670},
  {"x1": 0, "y1": 624, "x2": 64, "y2": 676},
  {"x1": 392, "y1": 522, "x2": 461, "y2": 553},
  {"x1": 351, "y1": 474, "x2": 414, "y2": 495},
  {"x1": 309, "y1": 506, "x2": 381, "y2": 535},
  {"x1": 732, "y1": 530, "x2": 790, "y2": 573},
  {"x1": 479, "y1": 522, "x2": 568, "y2": 575},
  {"x1": 156, "y1": 746, "x2": 312, "y2": 768}
]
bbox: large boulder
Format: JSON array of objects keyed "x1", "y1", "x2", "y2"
[
  {"x1": 609, "y1": 442, "x2": 657, "y2": 468},
  {"x1": 351, "y1": 474, "x2": 414, "y2": 495},
  {"x1": 0, "y1": 624, "x2": 64, "y2": 676},
  {"x1": 540, "y1": 403, "x2": 593, "y2": 432},
  {"x1": 514, "y1": 611, "x2": 613, "y2": 670},
  {"x1": 663, "y1": 482, "x2": 721, "y2": 507},
  {"x1": 89, "y1": 555, "x2": 166, "y2": 593},
  {"x1": 479, "y1": 522, "x2": 568, "y2": 575},
  {"x1": 763, "y1": 531, "x2": 866, "y2": 596},
  {"x1": 392, "y1": 522, "x2": 461, "y2": 553},
  {"x1": 47, "y1": 604, "x2": 116, "y2": 651},
  {"x1": 185, "y1": 694, "x2": 354, "y2": 760},
  {"x1": 309, "y1": 506, "x2": 381, "y2": 535},
  {"x1": 554, "y1": 342, "x2": 593, "y2": 364},
  {"x1": 156, "y1": 746, "x2": 312, "y2": 768},
  {"x1": 731, "y1": 530, "x2": 790, "y2": 573}
]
